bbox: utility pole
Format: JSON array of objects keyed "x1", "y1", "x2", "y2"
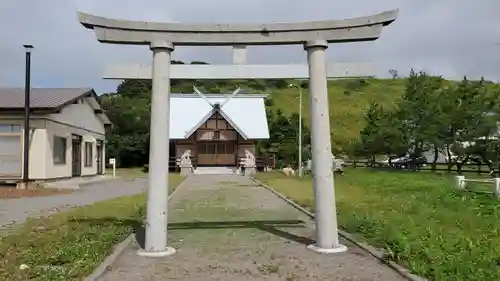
[
  {"x1": 21, "y1": 45, "x2": 33, "y2": 189},
  {"x1": 288, "y1": 83, "x2": 304, "y2": 178}
]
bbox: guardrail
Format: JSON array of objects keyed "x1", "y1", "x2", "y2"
[{"x1": 454, "y1": 175, "x2": 500, "y2": 199}]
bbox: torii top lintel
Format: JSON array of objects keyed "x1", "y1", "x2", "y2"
[{"x1": 77, "y1": 9, "x2": 398, "y2": 46}]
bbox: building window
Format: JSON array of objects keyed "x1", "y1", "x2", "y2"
[
  {"x1": 0, "y1": 124, "x2": 22, "y2": 133},
  {"x1": 213, "y1": 131, "x2": 220, "y2": 140},
  {"x1": 216, "y1": 120, "x2": 226, "y2": 129},
  {"x1": 53, "y1": 136, "x2": 67, "y2": 164},
  {"x1": 84, "y1": 142, "x2": 93, "y2": 167}
]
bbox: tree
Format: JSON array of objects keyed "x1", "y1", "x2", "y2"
[
  {"x1": 394, "y1": 70, "x2": 444, "y2": 170},
  {"x1": 257, "y1": 108, "x2": 311, "y2": 168},
  {"x1": 355, "y1": 71, "x2": 500, "y2": 175},
  {"x1": 388, "y1": 69, "x2": 399, "y2": 79},
  {"x1": 100, "y1": 90, "x2": 151, "y2": 167},
  {"x1": 357, "y1": 101, "x2": 407, "y2": 164},
  {"x1": 437, "y1": 77, "x2": 500, "y2": 173},
  {"x1": 190, "y1": 60, "x2": 209, "y2": 65}
]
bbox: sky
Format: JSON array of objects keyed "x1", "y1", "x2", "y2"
[{"x1": 0, "y1": 0, "x2": 499, "y2": 94}]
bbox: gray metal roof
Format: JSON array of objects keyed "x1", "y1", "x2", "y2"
[{"x1": 0, "y1": 88, "x2": 94, "y2": 109}]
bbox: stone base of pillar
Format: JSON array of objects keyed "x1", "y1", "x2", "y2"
[
  {"x1": 244, "y1": 166, "x2": 256, "y2": 177},
  {"x1": 234, "y1": 167, "x2": 242, "y2": 175},
  {"x1": 137, "y1": 247, "x2": 176, "y2": 257},
  {"x1": 306, "y1": 243, "x2": 348, "y2": 254},
  {"x1": 180, "y1": 165, "x2": 193, "y2": 176},
  {"x1": 16, "y1": 182, "x2": 35, "y2": 190}
]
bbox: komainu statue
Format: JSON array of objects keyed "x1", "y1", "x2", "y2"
[
  {"x1": 179, "y1": 149, "x2": 193, "y2": 176},
  {"x1": 180, "y1": 149, "x2": 192, "y2": 166},
  {"x1": 243, "y1": 149, "x2": 256, "y2": 177},
  {"x1": 243, "y1": 149, "x2": 256, "y2": 167}
]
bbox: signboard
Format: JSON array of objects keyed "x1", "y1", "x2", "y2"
[{"x1": 109, "y1": 158, "x2": 116, "y2": 165}]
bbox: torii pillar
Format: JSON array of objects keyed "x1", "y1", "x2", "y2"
[
  {"x1": 143, "y1": 40, "x2": 175, "y2": 256},
  {"x1": 304, "y1": 40, "x2": 345, "y2": 252},
  {"x1": 78, "y1": 9, "x2": 398, "y2": 256}
]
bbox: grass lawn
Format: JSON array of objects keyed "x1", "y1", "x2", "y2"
[
  {"x1": 105, "y1": 167, "x2": 147, "y2": 179},
  {"x1": 0, "y1": 173, "x2": 184, "y2": 281},
  {"x1": 255, "y1": 169, "x2": 500, "y2": 281}
]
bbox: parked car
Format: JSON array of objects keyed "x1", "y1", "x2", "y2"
[{"x1": 381, "y1": 155, "x2": 427, "y2": 170}]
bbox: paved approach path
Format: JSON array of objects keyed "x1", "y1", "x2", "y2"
[
  {"x1": 0, "y1": 178, "x2": 148, "y2": 231},
  {"x1": 99, "y1": 175, "x2": 405, "y2": 281}
]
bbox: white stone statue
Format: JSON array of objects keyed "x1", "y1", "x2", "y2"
[
  {"x1": 180, "y1": 149, "x2": 192, "y2": 166},
  {"x1": 332, "y1": 154, "x2": 345, "y2": 174},
  {"x1": 241, "y1": 149, "x2": 256, "y2": 177},
  {"x1": 243, "y1": 149, "x2": 256, "y2": 167}
]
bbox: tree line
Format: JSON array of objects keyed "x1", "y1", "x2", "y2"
[{"x1": 353, "y1": 70, "x2": 500, "y2": 174}]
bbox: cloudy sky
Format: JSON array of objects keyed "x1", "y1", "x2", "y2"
[{"x1": 1, "y1": 0, "x2": 499, "y2": 94}]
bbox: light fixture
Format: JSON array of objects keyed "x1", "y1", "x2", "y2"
[{"x1": 23, "y1": 44, "x2": 34, "y2": 53}]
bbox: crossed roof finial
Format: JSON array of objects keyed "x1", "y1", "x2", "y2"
[{"x1": 192, "y1": 86, "x2": 241, "y2": 108}]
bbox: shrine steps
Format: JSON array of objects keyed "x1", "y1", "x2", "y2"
[{"x1": 193, "y1": 166, "x2": 236, "y2": 175}]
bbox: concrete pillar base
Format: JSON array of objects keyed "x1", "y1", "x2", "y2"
[
  {"x1": 455, "y1": 175, "x2": 466, "y2": 189},
  {"x1": 16, "y1": 182, "x2": 28, "y2": 190},
  {"x1": 494, "y1": 178, "x2": 500, "y2": 199},
  {"x1": 136, "y1": 247, "x2": 176, "y2": 257},
  {"x1": 306, "y1": 243, "x2": 348, "y2": 254},
  {"x1": 180, "y1": 165, "x2": 193, "y2": 176},
  {"x1": 244, "y1": 166, "x2": 256, "y2": 177},
  {"x1": 234, "y1": 167, "x2": 242, "y2": 175}
]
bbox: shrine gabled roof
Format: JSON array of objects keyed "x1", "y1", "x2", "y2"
[{"x1": 169, "y1": 93, "x2": 270, "y2": 140}]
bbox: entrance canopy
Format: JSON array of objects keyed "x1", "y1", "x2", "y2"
[{"x1": 169, "y1": 93, "x2": 269, "y2": 140}]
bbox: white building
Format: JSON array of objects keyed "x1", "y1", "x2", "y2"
[
  {"x1": 170, "y1": 93, "x2": 269, "y2": 167},
  {"x1": 0, "y1": 88, "x2": 110, "y2": 182}
]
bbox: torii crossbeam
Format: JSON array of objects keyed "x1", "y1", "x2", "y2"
[{"x1": 103, "y1": 62, "x2": 377, "y2": 80}]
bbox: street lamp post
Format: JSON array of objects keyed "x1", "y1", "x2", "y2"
[
  {"x1": 22, "y1": 45, "x2": 33, "y2": 188},
  {"x1": 288, "y1": 83, "x2": 303, "y2": 178}
]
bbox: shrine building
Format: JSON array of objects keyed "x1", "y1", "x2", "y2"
[{"x1": 169, "y1": 92, "x2": 270, "y2": 168}]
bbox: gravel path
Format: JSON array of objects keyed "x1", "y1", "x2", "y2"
[
  {"x1": 0, "y1": 178, "x2": 148, "y2": 231},
  {"x1": 99, "y1": 175, "x2": 406, "y2": 281}
]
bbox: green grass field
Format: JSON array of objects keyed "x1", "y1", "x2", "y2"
[
  {"x1": 255, "y1": 169, "x2": 500, "y2": 281},
  {"x1": 268, "y1": 79, "x2": 404, "y2": 151},
  {"x1": 0, "y1": 173, "x2": 184, "y2": 281}
]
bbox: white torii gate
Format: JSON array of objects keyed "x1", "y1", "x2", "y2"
[{"x1": 78, "y1": 9, "x2": 398, "y2": 258}]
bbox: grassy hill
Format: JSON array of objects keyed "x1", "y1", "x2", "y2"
[{"x1": 266, "y1": 78, "x2": 405, "y2": 152}]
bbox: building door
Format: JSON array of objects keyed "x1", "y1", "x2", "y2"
[
  {"x1": 0, "y1": 134, "x2": 22, "y2": 178},
  {"x1": 197, "y1": 142, "x2": 236, "y2": 166},
  {"x1": 96, "y1": 140, "x2": 103, "y2": 175},
  {"x1": 215, "y1": 142, "x2": 235, "y2": 165},
  {"x1": 71, "y1": 135, "x2": 82, "y2": 177},
  {"x1": 197, "y1": 143, "x2": 215, "y2": 165}
]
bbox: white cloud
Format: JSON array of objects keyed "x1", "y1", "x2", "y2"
[{"x1": 1, "y1": 0, "x2": 499, "y2": 93}]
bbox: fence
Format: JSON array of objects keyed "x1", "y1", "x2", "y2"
[
  {"x1": 454, "y1": 175, "x2": 500, "y2": 199},
  {"x1": 345, "y1": 160, "x2": 498, "y2": 175}
]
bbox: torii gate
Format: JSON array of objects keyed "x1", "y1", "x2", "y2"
[{"x1": 78, "y1": 9, "x2": 398, "y2": 257}]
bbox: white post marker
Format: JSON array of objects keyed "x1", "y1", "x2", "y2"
[
  {"x1": 455, "y1": 175, "x2": 466, "y2": 189},
  {"x1": 494, "y1": 178, "x2": 500, "y2": 199},
  {"x1": 108, "y1": 158, "x2": 116, "y2": 178}
]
